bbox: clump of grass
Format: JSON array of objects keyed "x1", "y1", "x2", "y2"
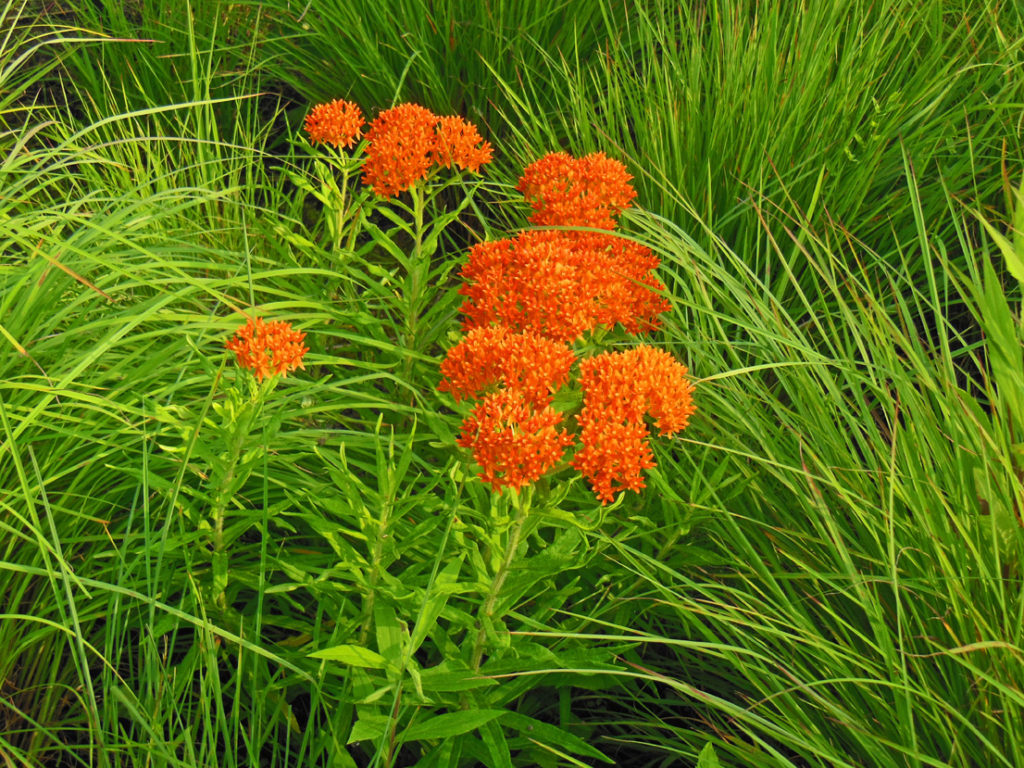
[
  {"x1": 488, "y1": 0, "x2": 1024, "y2": 306},
  {"x1": 5, "y1": 0, "x2": 1022, "y2": 766},
  {"x1": 250, "y1": 0, "x2": 623, "y2": 135},
  {"x1": 563, "y1": 177, "x2": 1024, "y2": 766}
]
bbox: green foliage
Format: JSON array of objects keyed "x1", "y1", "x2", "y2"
[
  {"x1": 3, "y1": 0, "x2": 1023, "y2": 766},
  {"x1": 483, "y1": 0, "x2": 1024, "y2": 302},
  {"x1": 250, "y1": 0, "x2": 622, "y2": 135},
  {"x1": 578, "y1": 171, "x2": 1024, "y2": 765}
]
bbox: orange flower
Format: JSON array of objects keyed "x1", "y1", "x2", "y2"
[
  {"x1": 433, "y1": 115, "x2": 493, "y2": 172},
  {"x1": 439, "y1": 326, "x2": 575, "y2": 407},
  {"x1": 226, "y1": 317, "x2": 308, "y2": 382},
  {"x1": 458, "y1": 231, "x2": 601, "y2": 342},
  {"x1": 362, "y1": 103, "x2": 439, "y2": 196},
  {"x1": 457, "y1": 390, "x2": 575, "y2": 492},
  {"x1": 517, "y1": 151, "x2": 638, "y2": 230},
  {"x1": 571, "y1": 346, "x2": 695, "y2": 503},
  {"x1": 575, "y1": 233, "x2": 671, "y2": 334},
  {"x1": 458, "y1": 230, "x2": 669, "y2": 342},
  {"x1": 304, "y1": 99, "x2": 364, "y2": 149},
  {"x1": 572, "y1": 417, "x2": 656, "y2": 503}
]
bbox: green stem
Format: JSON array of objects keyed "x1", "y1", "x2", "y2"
[
  {"x1": 210, "y1": 381, "x2": 263, "y2": 608},
  {"x1": 471, "y1": 491, "x2": 530, "y2": 671},
  {"x1": 209, "y1": 424, "x2": 244, "y2": 611},
  {"x1": 212, "y1": 425, "x2": 246, "y2": 556},
  {"x1": 402, "y1": 183, "x2": 426, "y2": 383},
  {"x1": 359, "y1": 497, "x2": 393, "y2": 645},
  {"x1": 333, "y1": 164, "x2": 349, "y2": 254}
]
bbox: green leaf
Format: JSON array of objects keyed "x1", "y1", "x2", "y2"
[
  {"x1": 374, "y1": 602, "x2": 404, "y2": 665},
  {"x1": 478, "y1": 719, "x2": 513, "y2": 768},
  {"x1": 981, "y1": 255, "x2": 1024, "y2": 419},
  {"x1": 346, "y1": 713, "x2": 390, "y2": 745},
  {"x1": 309, "y1": 644, "x2": 388, "y2": 668},
  {"x1": 406, "y1": 656, "x2": 425, "y2": 700},
  {"x1": 401, "y1": 709, "x2": 505, "y2": 743},
  {"x1": 502, "y1": 712, "x2": 612, "y2": 763},
  {"x1": 975, "y1": 207, "x2": 1024, "y2": 285},
  {"x1": 1014, "y1": 181, "x2": 1024, "y2": 279},
  {"x1": 696, "y1": 742, "x2": 722, "y2": 768},
  {"x1": 409, "y1": 555, "x2": 463, "y2": 655},
  {"x1": 420, "y1": 204, "x2": 469, "y2": 258},
  {"x1": 364, "y1": 219, "x2": 411, "y2": 267},
  {"x1": 413, "y1": 735, "x2": 463, "y2": 768},
  {"x1": 420, "y1": 662, "x2": 498, "y2": 693}
]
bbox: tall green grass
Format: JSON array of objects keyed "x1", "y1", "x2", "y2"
[
  {"x1": 2, "y1": 0, "x2": 1021, "y2": 766},
  {"x1": 568, "y1": 185, "x2": 1024, "y2": 765},
  {"x1": 249, "y1": 0, "x2": 623, "y2": 132},
  {"x1": 484, "y1": 0, "x2": 1024, "y2": 295},
  {"x1": 2, "y1": 5, "x2": 322, "y2": 764}
]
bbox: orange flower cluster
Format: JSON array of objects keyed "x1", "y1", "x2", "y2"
[
  {"x1": 441, "y1": 148, "x2": 694, "y2": 502},
  {"x1": 458, "y1": 150, "x2": 667, "y2": 343},
  {"x1": 226, "y1": 317, "x2": 308, "y2": 382},
  {"x1": 361, "y1": 103, "x2": 438, "y2": 197},
  {"x1": 517, "y1": 152, "x2": 638, "y2": 230},
  {"x1": 458, "y1": 230, "x2": 669, "y2": 342},
  {"x1": 438, "y1": 326, "x2": 575, "y2": 407},
  {"x1": 456, "y1": 390, "x2": 575, "y2": 491},
  {"x1": 572, "y1": 346, "x2": 696, "y2": 503},
  {"x1": 432, "y1": 115, "x2": 493, "y2": 173},
  {"x1": 362, "y1": 104, "x2": 492, "y2": 196},
  {"x1": 458, "y1": 231, "x2": 602, "y2": 343},
  {"x1": 305, "y1": 99, "x2": 492, "y2": 196},
  {"x1": 440, "y1": 327, "x2": 576, "y2": 491},
  {"x1": 304, "y1": 99, "x2": 364, "y2": 149}
]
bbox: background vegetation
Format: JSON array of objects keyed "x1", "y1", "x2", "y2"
[{"x1": 2, "y1": 0, "x2": 1022, "y2": 765}]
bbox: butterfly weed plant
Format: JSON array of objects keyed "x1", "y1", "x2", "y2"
[{"x1": 259, "y1": 98, "x2": 701, "y2": 764}]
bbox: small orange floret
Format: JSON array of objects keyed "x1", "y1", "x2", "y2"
[
  {"x1": 432, "y1": 115, "x2": 493, "y2": 173},
  {"x1": 517, "y1": 151, "x2": 637, "y2": 230},
  {"x1": 438, "y1": 326, "x2": 575, "y2": 407},
  {"x1": 457, "y1": 390, "x2": 575, "y2": 492},
  {"x1": 304, "y1": 99, "x2": 364, "y2": 149},
  {"x1": 226, "y1": 317, "x2": 308, "y2": 382},
  {"x1": 362, "y1": 103, "x2": 439, "y2": 197},
  {"x1": 571, "y1": 346, "x2": 695, "y2": 503}
]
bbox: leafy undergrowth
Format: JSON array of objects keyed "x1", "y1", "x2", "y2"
[{"x1": 2, "y1": 1, "x2": 1022, "y2": 766}]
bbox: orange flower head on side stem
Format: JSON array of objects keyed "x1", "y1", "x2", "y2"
[
  {"x1": 304, "y1": 99, "x2": 365, "y2": 149},
  {"x1": 571, "y1": 346, "x2": 696, "y2": 503},
  {"x1": 457, "y1": 389, "x2": 575, "y2": 492},
  {"x1": 226, "y1": 317, "x2": 309, "y2": 382},
  {"x1": 573, "y1": 232, "x2": 672, "y2": 334},
  {"x1": 432, "y1": 115, "x2": 493, "y2": 173},
  {"x1": 517, "y1": 151, "x2": 638, "y2": 230},
  {"x1": 438, "y1": 326, "x2": 575, "y2": 408},
  {"x1": 362, "y1": 103, "x2": 439, "y2": 196},
  {"x1": 572, "y1": 416, "x2": 656, "y2": 503}
]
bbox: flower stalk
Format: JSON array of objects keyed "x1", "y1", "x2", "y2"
[
  {"x1": 211, "y1": 318, "x2": 307, "y2": 609},
  {"x1": 471, "y1": 489, "x2": 530, "y2": 671},
  {"x1": 359, "y1": 494, "x2": 393, "y2": 646},
  {"x1": 402, "y1": 182, "x2": 427, "y2": 383}
]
